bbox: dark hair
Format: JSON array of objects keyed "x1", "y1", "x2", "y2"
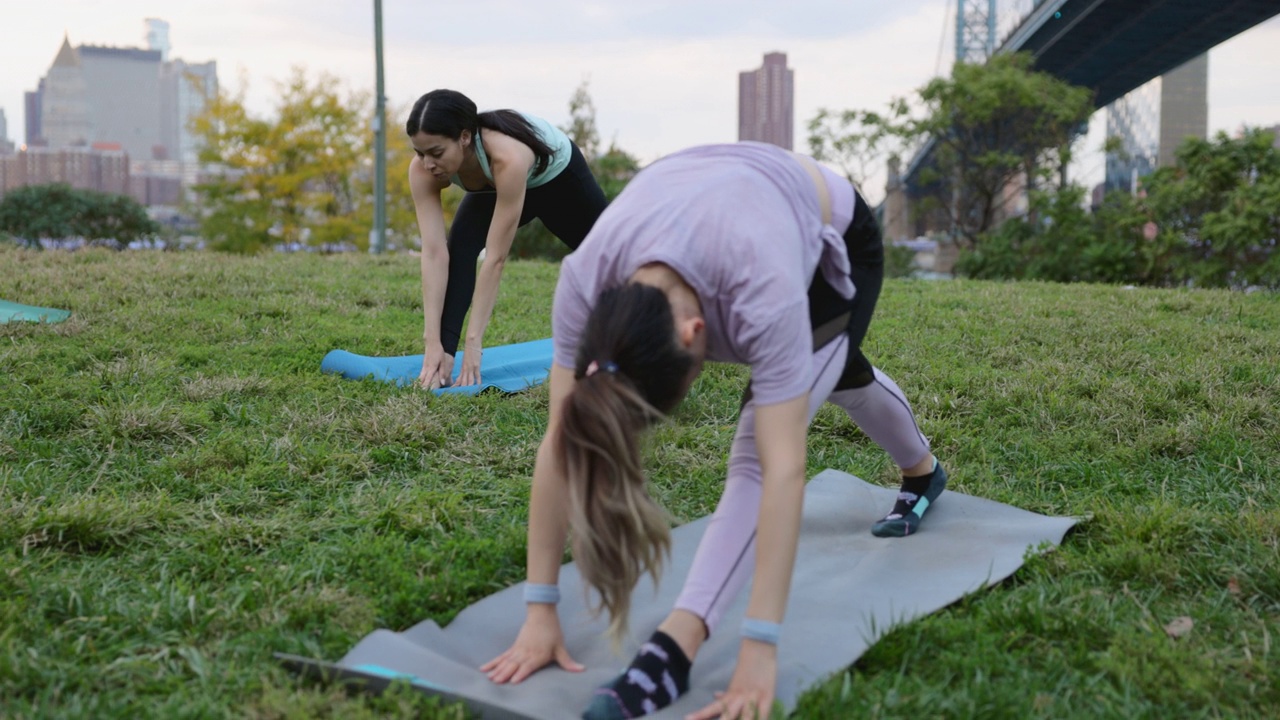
[
  {"x1": 406, "y1": 89, "x2": 553, "y2": 175},
  {"x1": 558, "y1": 283, "x2": 696, "y2": 646}
]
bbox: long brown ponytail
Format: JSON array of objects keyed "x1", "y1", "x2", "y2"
[{"x1": 559, "y1": 283, "x2": 695, "y2": 647}]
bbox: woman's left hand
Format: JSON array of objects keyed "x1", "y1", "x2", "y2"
[
  {"x1": 456, "y1": 343, "x2": 483, "y2": 387},
  {"x1": 686, "y1": 639, "x2": 778, "y2": 720}
]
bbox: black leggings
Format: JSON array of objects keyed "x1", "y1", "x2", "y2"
[
  {"x1": 439, "y1": 142, "x2": 607, "y2": 355},
  {"x1": 806, "y1": 189, "x2": 885, "y2": 390}
]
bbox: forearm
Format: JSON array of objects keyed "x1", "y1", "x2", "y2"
[
  {"x1": 527, "y1": 437, "x2": 571, "y2": 586},
  {"x1": 466, "y1": 219, "x2": 517, "y2": 348},
  {"x1": 420, "y1": 244, "x2": 449, "y2": 345},
  {"x1": 745, "y1": 462, "x2": 806, "y2": 624},
  {"x1": 466, "y1": 257, "x2": 507, "y2": 348}
]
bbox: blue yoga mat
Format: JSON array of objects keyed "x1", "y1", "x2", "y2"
[
  {"x1": 0, "y1": 299, "x2": 71, "y2": 324},
  {"x1": 321, "y1": 338, "x2": 554, "y2": 396}
]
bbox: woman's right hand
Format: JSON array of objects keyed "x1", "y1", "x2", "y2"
[
  {"x1": 418, "y1": 342, "x2": 454, "y2": 391},
  {"x1": 481, "y1": 605, "x2": 584, "y2": 684}
]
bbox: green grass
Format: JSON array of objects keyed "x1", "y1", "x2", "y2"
[{"x1": 1, "y1": 246, "x2": 1277, "y2": 719}]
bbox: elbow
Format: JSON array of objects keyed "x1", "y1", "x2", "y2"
[
  {"x1": 482, "y1": 251, "x2": 509, "y2": 273},
  {"x1": 534, "y1": 430, "x2": 563, "y2": 484},
  {"x1": 421, "y1": 241, "x2": 448, "y2": 265}
]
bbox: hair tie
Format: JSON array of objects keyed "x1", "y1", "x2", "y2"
[{"x1": 585, "y1": 360, "x2": 619, "y2": 377}]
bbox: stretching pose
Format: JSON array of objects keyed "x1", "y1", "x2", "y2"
[
  {"x1": 407, "y1": 89, "x2": 608, "y2": 389},
  {"x1": 481, "y1": 143, "x2": 948, "y2": 719}
]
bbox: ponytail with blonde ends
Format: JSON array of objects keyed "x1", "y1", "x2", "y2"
[
  {"x1": 561, "y1": 375, "x2": 670, "y2": 647},
  {"x1": 558, "y1": 284, "x2": 695, "y2": 647}
]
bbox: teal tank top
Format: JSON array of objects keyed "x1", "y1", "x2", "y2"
[{"x1": 453, "y1": 112, "x2": 573, "y2": 191}]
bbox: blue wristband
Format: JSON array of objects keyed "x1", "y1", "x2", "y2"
[
  {"x1": 741, "y1": 618, "x2": 781, "y2": 645},
  {"x1": 523, "y1": 583, "x2": 560, "y2": 604}
]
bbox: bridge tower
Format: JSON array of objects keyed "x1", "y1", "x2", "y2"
[{"x1": 956, "y1": 0, "x2": 998, "y2": 63}]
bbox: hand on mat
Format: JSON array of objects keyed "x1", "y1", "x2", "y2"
[
  {"x1": 687, "y1": 640, "x2": 777, "y2": 720},
  {"x1": 418, "y1": 343, "x2": 454, "y2": 391},
  {"x1": 455, "y1": 342, "x2": 483, "y2": 387},
  {"x1": 480, "y1": 609, "x2": 583, "y2": 684}
]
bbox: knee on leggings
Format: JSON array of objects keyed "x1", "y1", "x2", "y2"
[{"x1": 836, "y1": 352, "x2": 876, "y2": 390}]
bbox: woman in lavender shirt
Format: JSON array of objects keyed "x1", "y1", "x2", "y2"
[{"x1": 482, "y1": 142, "x2": 949, "y2": 720}]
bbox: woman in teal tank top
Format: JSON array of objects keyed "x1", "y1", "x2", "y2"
[{"x1": 406, "y1": 89, "x2": 608, "y2": 390}]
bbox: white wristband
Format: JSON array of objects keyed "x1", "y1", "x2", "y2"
[
  {"x1": 523, "y1": 583, "x2": 560, "y2": 604},
  {"x1": 741, "y1": 618, "x2": 781, "y2": 645}
]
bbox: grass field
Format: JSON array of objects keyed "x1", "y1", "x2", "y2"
[{"x1": 1, "y1": 246, "x2": 1277, "y2": 719}]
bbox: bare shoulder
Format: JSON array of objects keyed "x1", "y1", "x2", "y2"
[
  {"x1": 408, "y1": 156, "x2": 449, "y2": 196},
  {"x1": 480, "y1": 127, "x2": 536, "y2": 169}
]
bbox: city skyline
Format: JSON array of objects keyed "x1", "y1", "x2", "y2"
[
  {"x1": 2, "y1": 2, "x2": 1279, "y2": 203},
  {"x1": 22, "y1": 23, "x2": 216, "y2": 161},
  {"x1": 2, "y1": 19, "x2": 217, "y2": 208}
]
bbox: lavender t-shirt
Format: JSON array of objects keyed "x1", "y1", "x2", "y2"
[{"x1": 553, "y1": 142, "x2": 856, "y2": 407}]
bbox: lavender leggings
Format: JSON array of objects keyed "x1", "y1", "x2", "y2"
[{"x1": 672, "y1": 335, "x2": 931, "y2": 632}]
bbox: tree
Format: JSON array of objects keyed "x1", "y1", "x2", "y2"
[
  {"x1": 959, "y1": 184, "x2": 1145, "y2": 283},
  {"x1": 0, "y1": 184, "x2": 85, "y2": 248},
  {"x1": 80, "y1": 192, "x2": 163, "y2": 250},
  {"x1": 562, "y1": 79, "x2": 600, "y2": 160},
  {"x1": 1138, "y1": 128, "x2": 1280, "y2": 289},
  {"x1": 0, "y1": 184, "x2": 160, "y2": 250},
  {"x1": 191, "y1": 68, "x2": 372, "y2": 253},
  {"x1": 558, "y1": 78, "x2": 640, "y2": 201},
  {"x1": 813, "y1": 53, "x2": 1094, "y2": 249},
  {"x1": 962, "y1": 128, "x2": 1280, "y2": 290},
  {"x1": 590, "y1": 144, "x2": 641, "y2": 203},
  {"x1": 806, "y1": 108, "x2": 888, "y2": 189}
]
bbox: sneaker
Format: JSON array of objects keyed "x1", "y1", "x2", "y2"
[{"x1": 871, "y1": 461, "x2": 948, "y2": 537}]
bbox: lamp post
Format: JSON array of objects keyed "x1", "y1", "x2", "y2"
[{"x1": 371, "y1": 0, "x2": 387, "y2": 254}]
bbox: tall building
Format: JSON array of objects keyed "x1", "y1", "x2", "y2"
[
  {"x1": 78, "y1": 45, "x2": 165, "y2": 161},
  {"x1": 146, "y1": 18, "x2": 171, "y2": 61},
  {"x1": 41, "y1": 35, "x2": 91, "y2": 149},
  {"x1": 738, "y1": 52, "x2": 794, "y2": 150},
  {"x1": 1158, "y1": 54, "x2": 1208, "y2": 168},
  {"x1": 23, "y1": 20, "x2": 217, "y2": 205},
  {"x1": 24, "y1": 79, "x2": 45, "y2": 146},
  {"x1": 0, "y1": 109, "x2": 14, "y2": 155},
  {"x1": 1105, "y1": 54, "x2": 1208, "y2": 193},
  {"x1": 160, "y1": 59, "x2": 218, "y2": 168}
]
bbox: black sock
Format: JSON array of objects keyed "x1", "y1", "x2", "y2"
[
  {"x1": 888, "y1": 460, "x2": 939, "y2": 518},
  {"x1": 582, "y1": 630, "x2": 691, "y2": 719}
]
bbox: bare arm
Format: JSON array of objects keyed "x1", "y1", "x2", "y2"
[
  {"x1": 408, "y1": 156, "x2": 454, "y2": 389},
  {"x1": 455, "y1": 131, "x2": 534, "y2": 385},
  {"x1": 481, "y1": 362, "x2": 582, "y2": 682},
  {"x1": 746, "y1": 394, "x2": 809, "y2": 625},
  {"x1": 690, "y1": 393, "x2": 809, "y2": 720},
  {"x1": 527, "y1": 362, "x2": 577, "y2": 586}
]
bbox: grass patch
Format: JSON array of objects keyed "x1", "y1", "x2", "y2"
[{"x1": 1, "y1": 247, "x2": 1277, "y2": 718}]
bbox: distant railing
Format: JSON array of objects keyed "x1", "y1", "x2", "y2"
[{"x1": 998, "y1": 0, "x2": 1039, "y2": 49}]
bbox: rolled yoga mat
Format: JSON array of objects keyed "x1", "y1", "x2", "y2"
[
  {"x1": 0, "y1": 299, "x2": 71, "y2": 324},
  {"x1": 320, "y1": 338, "x2": 553, "y2": 396},
  {"x1": 279, "y1": 469, "x2": 1078, "y2": 718}
]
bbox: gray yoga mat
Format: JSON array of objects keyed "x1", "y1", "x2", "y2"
[{"x1": 280, "y1": 469, "x2": 1077, "y2": 718}]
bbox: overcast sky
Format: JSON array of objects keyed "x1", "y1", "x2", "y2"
[{"x1": 4, "y1": 1, "x2": 1279, "y2": 202}]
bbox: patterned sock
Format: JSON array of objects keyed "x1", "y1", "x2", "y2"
[
  {"x1": 872, "y1": 459, "x2": 948, "y2": 537},
  {"x1": 581, "y1": 630, "x2": 691, "y2": 719}
]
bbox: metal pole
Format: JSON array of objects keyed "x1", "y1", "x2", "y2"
[{"x1": 371, "y1": 0, "x2": 387, "y2": 254}]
